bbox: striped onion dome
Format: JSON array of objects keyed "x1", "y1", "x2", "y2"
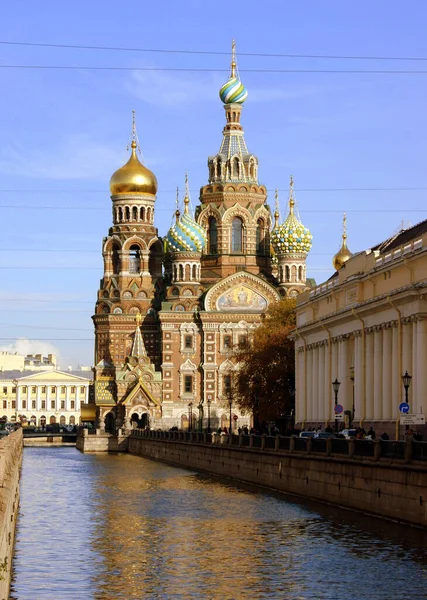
[
  {"x1": 219, "y1": 76, "x2": 248, "y2": 104},
  {"x1": 165, "y1": 196, "x2": 206, "y2": 253}
]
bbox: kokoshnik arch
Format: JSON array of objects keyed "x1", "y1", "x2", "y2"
[{"x1": 86, "y1": 41, "x2": 314, "y2": 432}]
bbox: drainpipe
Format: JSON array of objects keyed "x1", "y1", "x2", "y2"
[
  {"x1": 320, "y1": 322, "x2": 332, "y2": 427},
  {"x1": 387, "y1": 296, "x2": 402, "y2": 441},
  {"x1": 403, "y1": 259, "x2": 413, "y2": 284},
  {"x1": 351, "y1": 308, "x2": 366, "y2": 428},
  {"x1": 295, "y1": 329, "x2": 307, "y2": 428}
]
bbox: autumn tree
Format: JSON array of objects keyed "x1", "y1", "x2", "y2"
[{"x1": 233, "y1": 297, "x2": 296, "y2": 427}]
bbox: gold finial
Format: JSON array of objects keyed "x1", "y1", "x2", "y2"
[
  {"x1": 343, "y1": 212, "x2": 347, "y2": 240},
  {"x1": 128, "y1": 110, "x2": 141, "y2": 153},
  {"x1": 183, "y1": 172, "x2": 190, "y2": 214},
  {"x1": 289, "y1": 175, "x2": 295, "y2": 213},
  {"x1": 135, "y1": 311, "x2": 142, "y2": 327},
  {"x1": 274, "y1": 188, "x2": 279, "y2": 227},
  {"x1": 332, "y1": 212, "x2": 352, "y2": 270},
  {"x1": 175, "y1": 186, "x2": 180, "y2": 222},
  {"x1": 231, "y1": 39, "x2": 236, "y2": 78}
]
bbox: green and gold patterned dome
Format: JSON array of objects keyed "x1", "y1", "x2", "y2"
[{"x1": 271, "y1": 178, "x2": 313, "y2": 256}]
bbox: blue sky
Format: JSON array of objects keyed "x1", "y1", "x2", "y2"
[{"x1": 1, "y1": 0, "x2": 427, "y2": 367}]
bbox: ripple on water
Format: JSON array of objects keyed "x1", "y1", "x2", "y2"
[{"x1": 10, "y1": 448, "x2": 427, "y2": 599}]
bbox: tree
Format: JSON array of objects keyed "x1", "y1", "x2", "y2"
[{"x1": 233, "y1": 297, "x2": 296, "y2": 426}]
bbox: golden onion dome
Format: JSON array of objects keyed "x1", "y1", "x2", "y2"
[
  {"x1": 110, "y1": 140, "x2": 158, "y2": 196},
  {"x1": 333, "y1": 213, "x2": 353, "y2": 270}
]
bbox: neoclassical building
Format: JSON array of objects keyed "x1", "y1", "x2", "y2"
[
  {"x1": 86, "y1": 43, "x2": 314, "y2": 432},
  {"x1": 294, "y1": 216, "x2": 427, "y2": 438}
]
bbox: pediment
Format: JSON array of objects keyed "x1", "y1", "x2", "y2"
[
  {"x1": 18, "y1": 370, "x2": 91, "y2": 382},
  {"x1": 121, "y1": 380, "x2": 159, "y2": 407},
  {"x1": 204, "y1": 272, "x2": 280, "y2": 312}
]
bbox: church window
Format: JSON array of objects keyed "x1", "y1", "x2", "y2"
[
  {"x1": 184, "y1": 375, "x2": 193, "y2": 394},
  {"x1": 129, "y1": 245, "x2": 141, "y2": 273},
  {"x1": 125, "y1": 206, "x2": 130, "y2": 220},
  {"x1": 285, "y1": 266, "x2": 290, "y2": 282},
  {"x1": 179, "y1": 264, "x2": 184, "y2": 280},
  {"x1": 291, "y1": 265, "x2": 297, "y2": 282},
  {"x1": 184, "y1": 335, "x2": 193, "y2": 349},
  {"x1": 118, "y1": 207, "x2": 123, "y2": 222},
  {"x1": 232, "y1": 217, "x2": 243, "y2": 253},
  {"x1": 147, "y1": 207, "x2": 151, "y2": 222},
  {"x1": 238, "y1": 335, "x2": 248, "y2": 348},
  {"x1": 223, "y1": 335, "x2": 232, "y2": 349},
  {"x1": 256, "y1": 218, "x2": 265, "y2": 254},
  {"x1": 192, "y1": 264, "x2": 197, "y2": 280},
  {"x1": 208, "y1": 217, "x2": 218, "y2": 254},
  {"x1": 223, "y1": 374, "x2": 232, "y2": 395},
  {"x1": 132, "y1": 206, "x2": 138, "y2": 221},
  {"x1": 233, "y1": 157, "x2": 240, "y2": 178},
  {"x1": 112, "y1": 245, "x2": 120, "y2": 274},
  {"x1": 140, "y1": 207, "x2": 145, "y2": 221},
  {"x1": 298, "y1": 265, "x2": 303, "y2": 281}
]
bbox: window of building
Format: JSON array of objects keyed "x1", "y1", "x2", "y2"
[
  {"x1": 256, "y1": 218, "x2": 265, "y2": 254},
  {"x1": 232, "y1": 217, "x2": 243, "y2": 253},
  {"x1": 184, "y1": 335, "x2": 193, "y2": 349},
  {"x1": 22, "y1": 386, "x2": 27, "y2": 393},
  {"x1": 61, "y1": 400, "x2": 65, "y2": 409},
  {"x1": 12, "y1": 387, "x2": 16, "y2": 394},
  {"x1": 184, "y1": 375, "x2": 193, "y2": 394},
  {"x1": 2, "y1": 387, "x2": 6, "y2": 395},
  {"x1": 69, "y1": 416, "x2": 76, "y2": 425},
  {"x1": 2, "y1": 401, "x2": 6, "y2": 409},
  {"x1": 51, "y1": 401, "x2": 55, "y2": 409},
  {"x1": 41, "y1": 401, "x2": 46, "y2": 409},
  {"x1": 223, "y1": 374, "x2": 232, "y2": 395},
  {"x1": 41, "y1": 387, "x2": 46, "y2": 394},
  {"x1": 71, "y1": 401, "x2": 75, "y2": 410},
  {"x1": 31, "y1": 386, "x2": 36, "y2": 394},
  {"x1": 129, "y1": 245, "x2": 141, "y2": 273},
  {"x1": 51, "y1": 386, "x2": 56, "y2": 393},
  {"x1": 238, "y1": 335, "x2": 248, "y2": 348},
  {"x1": 80, "y1": 387, "x2": 85, "y2": 395},
  {"x1": 71, "y1": 387, "x2": 76, "y2": 394},
  {"x1": 223, "y1": 335, "x2": 232, "y2": 350},
  {"x1": 11, "y1": 401, "x2": 16, "y2": 409},
  {"x1": 61, "y1": 386, "x2": 66, "y2": 394},
  {"x1": 208, "y1": 217, "x2": 218, "y2": 254},
  {"x1": 112, "y1": 244, "x2": 120, "y2": 274},
  {"x1": 32, "y1": 401, "x2": 36, "y2": 409},
  {"x1": 22, "y1": 400, "x2": 27, "y2": 409}
]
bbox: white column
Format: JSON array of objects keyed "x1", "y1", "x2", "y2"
[
  {"x1": 402, "y1": 321, "x2": 413, "y2": 406},
  {"x1": 36, "y1": 386, "x2": 41, "y2": 411},
  {"x1": 46, "y1": 386, "x2": 51, "y2": 416},
  {"x1": 318, "y1": 344, "x2": 325, "y2": 422},
  {"x1": 331, "y1": 340, "x2": 338, "y2": 422},
  {"x1": 306, "y1": 348, "x2": 313, "y2": 423},
  {"x1": 416, "y1": 319, "x2": 427, "y2": 416},
  {"x1": 323, "y1": 341, "x2": 330, "y2": 423},
  {"x1": 296, "y1": 348, "x2": 305, "y2": 423},
  {"x1": 354, "y1": 334, "x2": 361, "y2": 421},
  {"x1": 382, "y1": 327, "x2": 392, "y2": 419},
  {"x1": 373, "y1": 328, "x2": 383, "y2": 420},
  {"x1": 65, "y1": 386, "x2": 70, "y2": 411},
  {"x1": 312, "y1": 346, "x2": 319, "y2": 422},
  {"x1": 412, "y1": 320, "x2": 418, "y2": 413},
  {"x1": 391, "y1": 325, "x2": 400, "y2": 418},
  {"x1": 16, "y1": 386, "x2": 21, "y2": 412},
  {"x1": 76, "y1": 387, "x2": 81, "y2": 412},
  {"x1": 338, "y1": 338, "x2": 349, "y2": 411},
  {"x1": 365, "y1": 332, "x2": 374, "y2": 420}
]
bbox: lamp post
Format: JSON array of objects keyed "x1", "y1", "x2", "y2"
[
  {"x1": 332, "y1": 378, "x2": 341, "y2": 434},
  {"x1": 228, "y1": 391, "x2": 233, "y2": 435},
  {"x1": 188, "y1": 401, "x2": 193, "y2": 432},
  {"x1": 402, "y1": 371, "x2": 412, "y2": 404},
  {"x1": 207, "y1": 398, "x2": 211, "y2": 433},
  {"x1": 252, "y1": 376, "x2": 259, "y2": 431},
  {"x1": 198, "y1": 402, "x2": 203, "y2": 432}
]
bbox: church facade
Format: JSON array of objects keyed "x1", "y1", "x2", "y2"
[{"x1": 88, "y1": 44, "x2": 313, "y2": 432}]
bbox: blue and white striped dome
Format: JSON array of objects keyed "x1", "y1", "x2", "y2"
[
  {"x1": 166, "y1": 198, "x2": 206, "y2": 253},
  {"x1": 219, "y1": 76, "x2": 248, "y2": 104}
]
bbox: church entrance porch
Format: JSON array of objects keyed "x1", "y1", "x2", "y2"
[{"x1": 131, "y1": 412, "x2": 149, "y2": 429}]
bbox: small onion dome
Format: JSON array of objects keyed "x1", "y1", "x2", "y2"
[
  {"x1": 219, "y1": 77, "x2": 248, "y2": 104},
  {"x1": 271, "y1": 199, "x2": 312, "y2": 256},
  {"x1": 110, "y1": 140, "x2": 158, "y2": 196},
  {"x1": 333, "y1": 234, "x2": 352, "y2": 270},
  {"x1": 165, "y1": 197, "x2": 206, "y2": 253}
]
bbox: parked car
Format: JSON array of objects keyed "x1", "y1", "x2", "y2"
[
  {"x1": 299, "y1": 431, "x2": 316, "y2": 438},
  {"x1": 341, "y1": 429, "x2": 357, "y2": 439},
  {"x1": 314, "y1": 432, "x2": 335, "y2": 439}
]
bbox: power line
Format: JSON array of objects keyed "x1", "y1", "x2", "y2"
[
  {"x1": 1, "y1": 187, "x2": 427, "y2": 193},
  {"x1": 1, "y1": 40, "x2": 427, "y2": 62},
  {"x1": 0, "y1": 299, "x2": 93, "y2": 303},
  {"x1": 2, "y1": 64, "x2": 427, "y2": 74},
  {"x1": 0, "y1": 338, "x2": 92, "y2": 341},
  {"x1": 0, "y1": 323, "x2": 92, "y2": 331}
]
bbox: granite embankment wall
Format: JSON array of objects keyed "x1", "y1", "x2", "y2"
[
  {"x1": 128, "y1": 434, "x2": 427, "y2": 528},
  {"x1": 0, "y1": 430, "x2": 23, "y2": 600}
]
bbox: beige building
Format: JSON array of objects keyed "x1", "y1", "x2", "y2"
[
  {"x1": 294, "y1": 218, "x2": 427, "y2": 439},
  {"x1": 0, "y1": 352, "x2": 57, "y2": 372},
  {"x1": 0, "y1": 370, "x2": 92, "y2": 427}
]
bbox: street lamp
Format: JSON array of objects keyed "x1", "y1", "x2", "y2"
[
  {"x1": 402, "y1": 371, "x2": 412, "y2": 403},
  {"x1": 207, "y1": 398, "x2": 211, "y2": 433},
  {"x1": 332, "y1": 378, "x2": 341, "y2": 434},
  {"x1": 228, "y1": 391, "x2": 233, "y2": 435},
  {"x1": 198, "y1": 402, "x2": 203, "y2": 432},
  {"x1": 188, "y1": 401, "x2": 193, "y2": 432}
]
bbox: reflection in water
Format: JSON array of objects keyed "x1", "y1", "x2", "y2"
[{"x1": 11, "y1": 448, "x2": 427, "y2": 599}]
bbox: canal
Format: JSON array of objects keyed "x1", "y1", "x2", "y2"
[{"x1": 10, "y1": 447, "x2": 427, "y2": 599}]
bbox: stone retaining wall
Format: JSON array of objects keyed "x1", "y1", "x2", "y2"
[
  {"x1": 128, "y1": 435, "x2": 427, "y2": 528},
  {"x1": 0, "y1": 430, "x2": 23, "y2": 600}
]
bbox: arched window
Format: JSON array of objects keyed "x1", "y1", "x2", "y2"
[
  {"x1": 185, "y1": 264, "x2": 191, "y2": 281},
  {"x1": 291, "y1": 265, "x2": 297, "y2": 282},
  {"x1": 192, "y1": 264, "x2": 197, "y2": 280},
  {"x1": 140, "y1": 207, "x2": 145, "y2": 221},
  {"x1": 179, "y1": 264, "x2": 184, "y2": 280},
  {"x1": 208, "y1": 217, "x2": 218, "y2": 254},
  {"x1": 285, "y1": 266, "x2": 290, "y2": 282},
  {"x1": 118, "y1": 207, "x2": 123, "y2": 222},
  {"x1": 233, "y1": 157, "x2": 240, "y2": 178},
  {"x1": 232, "y1": 217, "x2": 243, "y2": 253},
  {"x1": 217, "y1": 158, "x2": 222, "y2": 179},
  {"x1": 132, "y1": 206, "x2": 138, "y2": 221},
  {"x1": 112, "y1": 244, "x2": 120, "y2": 274},
  {"x1": 298, "y1": 265, "x2": 303, "y2": 281},
  {"x1": 147, "y1": 207, "x2": 151, "y2": 222},
  {"x1": 129, "y1": 245, "x2": 141, "y2": 273},
  {"x1": 125, "y1": 206, "x2": 130, "y2": 221},
  {"x1": 256, "y1": 218, "x2": 265, "y2": 254}
]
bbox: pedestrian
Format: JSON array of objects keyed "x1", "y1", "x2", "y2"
[
  {"x1": 367, "y1": 426, "x2": 376, "y2": 440},
  {"x1": 380, "y1": 432, "x2": 390, "y2": 440}
]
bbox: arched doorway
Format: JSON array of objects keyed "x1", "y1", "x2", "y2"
[
  {"x1": 50, "y1": 416, "x2": 56, "y2": 424},
  {"x1": 59, "y1": 415, "x2": 66, "y2": 426},
  {"x1": 181, "y1": 414, "x2": 188, "y2": 431},
  {"x1": 105, "y1": 412, "x2": 115, "y2": 432},
  {"x1": 40, "y1": 416, "x2": 46, "y2": 428},
  {"x1": 131, "y1": 412, "x2": 149, "y2": 429}
]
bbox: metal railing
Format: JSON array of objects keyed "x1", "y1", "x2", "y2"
[{"x1": 128, "y1": 429, "x2": 427, "y2": 465}]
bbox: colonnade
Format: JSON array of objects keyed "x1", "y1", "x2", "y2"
[{"x1": 296, "y1": 317, "x2": 427, "y2": 425}]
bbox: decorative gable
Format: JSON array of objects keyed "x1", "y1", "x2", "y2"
[{"x1": 204, "y1": 271, "x2": 280, "y2": 312}]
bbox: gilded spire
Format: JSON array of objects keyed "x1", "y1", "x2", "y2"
[
  {"x1": 274, "y1": 189, "x2": 280, "y2": 228},
  {"x1": 131, "y1": 311, "x2": 147, "y2": 358},
  {"x1": 231, "y1": 39, "x2": 237, "y2": 78},
  {"x1": 183, "y1": 172, "x2": 190, "y2": 214},
  {"x1": 289, "y1": 175, "x2": 295, "y2": 213},
  {"x1": 128, "y1": 109, "x2": 141, "y2": 153},
  {"x1": 175, "y1": 186, "x2": 180, "y2": 222},
  {"x1": 333, "y1": 212, "x2": 353, "y2": 270}
]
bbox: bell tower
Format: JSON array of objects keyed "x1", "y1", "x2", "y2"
[{"x1": 197, "y1": 41, "x2": 272, "y2": 283}]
